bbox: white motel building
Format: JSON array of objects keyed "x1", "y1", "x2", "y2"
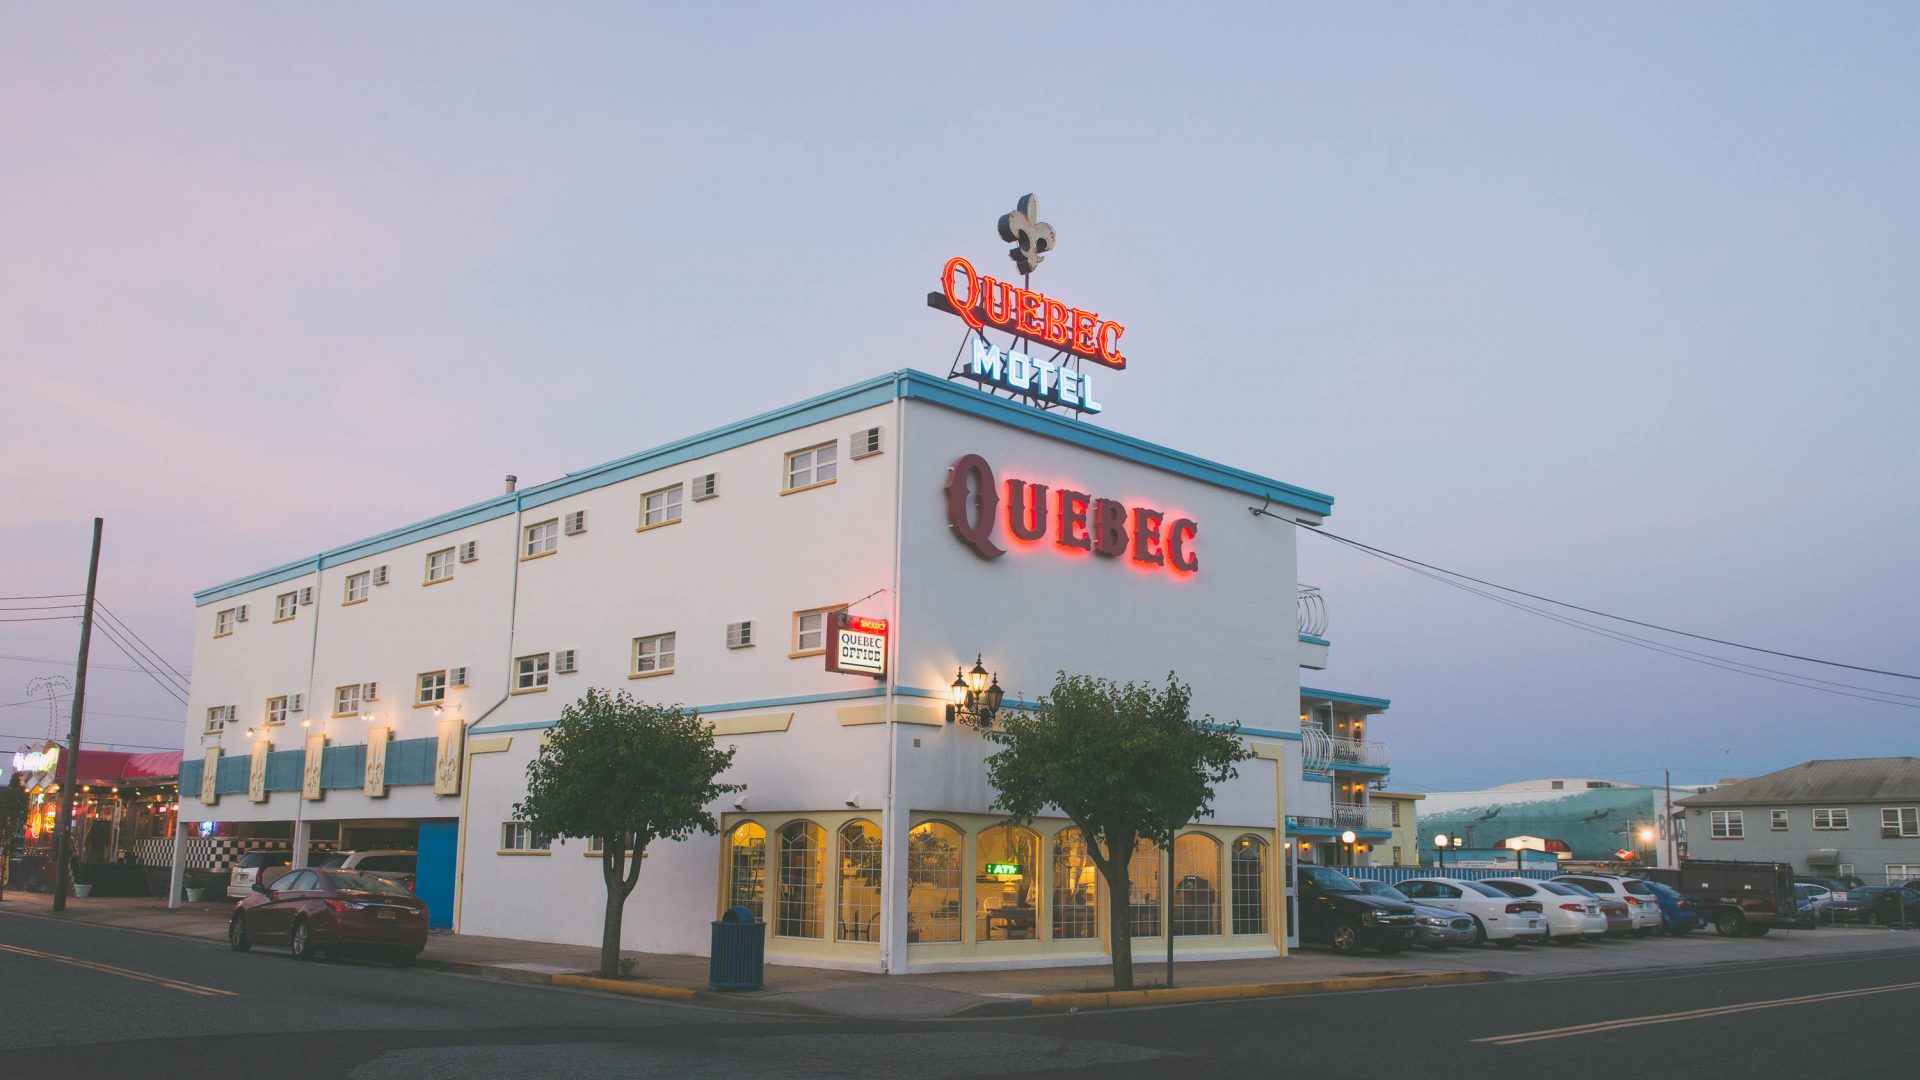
[{"x1": 177, "y1": 366, "x2": 1404, "y2": 973}]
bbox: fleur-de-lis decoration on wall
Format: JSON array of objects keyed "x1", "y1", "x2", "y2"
[{"x1": 997, "y1": 194, "x2": 1055, "y2": 276}]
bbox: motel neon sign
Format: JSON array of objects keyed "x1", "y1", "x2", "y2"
[
  {"x1": 929, "y1": 255, "x2": 1127, "y2": 370},
  {"x1": 945, "y1": 454, "x2": 1198, "y2": 574}
]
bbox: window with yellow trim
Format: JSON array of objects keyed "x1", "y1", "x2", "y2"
[
  {"x1": 1051, "y1": 828, "x2": 1098, "y2": 940},
  {"x1": 426, "y1": 547, "x2": 456, "y2": 583},
  {"x1": 416, "y1": 670, "x2": 447, "y2": 706},
  {"x1": 976, "y1": 825, "x2": 1039, "y2": 942},
  {"x1": 1231, "y1": 835, "x2": 1267, "y2": 935},
  {"x1": 265, "y1": 696, "x2": 289, "y2": 727},
  {"x1": 775, "y1": 821, "x2": 825, "y2": 939},
  {"x1": 784, "y1": 442, "x2": 837, "y2": 490},
  {"x1": 1128, "y1": 838, "x2": 1162, "y2": 937},
  {"x1": 907, "y1": 822, "x2": 962, "y2": 944},
  {"x1": 725, "y1": 823, "x2": 766, "y2": 917},
  {"x1": 1171, "y1": 833, "x2": 1221, "y2": 936},
  {"x1": 837, "y1": 820, "x2": 882, "y2": 942}
]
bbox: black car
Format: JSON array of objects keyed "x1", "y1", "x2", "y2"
[
  {"x1": 1829, "y1": 885, "x2": 1920, "y2": 926},
  {"x1": 1296, "y1": 865, "x2": 1419, "y2": 955}
]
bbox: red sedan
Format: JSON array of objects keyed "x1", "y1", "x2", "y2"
[{"x1": 229, "y1": 866, "x2": 429, "y2": 965}]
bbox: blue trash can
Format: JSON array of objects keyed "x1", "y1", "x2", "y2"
[{"x1": 709, "y1": 904, "x2": 765, "y2": 990}]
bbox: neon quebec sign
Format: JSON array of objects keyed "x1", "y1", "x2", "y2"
[{"x1": 945, "y1": 454, "x2": 1198, "y2": 574}]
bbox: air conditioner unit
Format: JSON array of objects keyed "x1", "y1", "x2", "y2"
[
  {"x1": 693, "y1": 473, "x2": 718, "y2": 501},
  {"x1": 726, "y1": 621, "x2": 753, "y2": 649},
  {"x1": 289, "y1": 693, "x2": 304, "y2": 713},
  {"x1": 852, "y1": 426, "x2": 883, "y2": 459},
  {"x1": 459, "y1": 541, "x2": 478, "y2": 563},
  {"x1": 565, "y1": 510, "x2": 588, "y2": 535},
  {"x1": 372, "y1": 565, "x2": 389, "y2": 586},
  {"x1": 234, "y1": 604, "x2": 249, "y2": 622},
  {"x1": 298, "y1": 586, "x2": 313, "y2": 606},
  {"x1": 555, "y1": 649, "x2": 577, "y2": 674},
  {"x1": 362, "y1": 681, "x2": 378, "y2": 701},
  {"x1": 449, "y1": 666, "x2": 468, "y2": 688}
]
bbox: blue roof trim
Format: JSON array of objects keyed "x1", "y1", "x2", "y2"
[
  {"x1": 1288, "y1": 824, "x2": 1392, "y2": 839},
  {"x1": 1234, "y1": 726, "x2": 1303, "y2": 741},
  {"x1": 197, "y1": 369, "x2": 1335, "y2": 606},
  {"x1": 1301, "y1": 773, "x2": 1334, "y2": 784},
  {"x1": 896, "y1": 370, "x2": 1334, "y2": 515},
  {"x1": 1297, "y1": 634, "x2": 1331, "y2": 647},
  {"x1": 1300, "y1": 686, "x2": 1392, "y2": 711}
]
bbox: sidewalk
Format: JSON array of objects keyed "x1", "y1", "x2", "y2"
[{"x1": 5, "y1": 891, "x2": 1914, "y2": 1020}]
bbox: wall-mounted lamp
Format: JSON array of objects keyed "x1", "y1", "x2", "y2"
[
  {"x1": 1340, "y1": 830, "x2": 1357, "y2": 844},
  {"x1": 946, "y1": 654, "x2": 1004, "y2": 731}
]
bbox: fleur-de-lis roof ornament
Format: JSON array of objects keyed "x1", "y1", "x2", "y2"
[{"x1": 997, "y1": 194, "x2": 1055, "y2": 276}]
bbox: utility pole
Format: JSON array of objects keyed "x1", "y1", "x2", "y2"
[
  {"x1": 1164, "y1": 831, "x2": 1176, "y2": 988},
  {"x1": 53, "y1": 517, "x2": 103, "y2": 912},
  {"x1": 1664, "y1": 769, "x2": 1675, "y2": 869}
]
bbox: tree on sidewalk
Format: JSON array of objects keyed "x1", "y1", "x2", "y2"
[
  {"x1": 515, "y1": 688, "x2": 742, "y2": 978},
  {"x1": 985, "y1": 672, "x2": 1249, "y2": 991},
  {"x1": 0, "y1": 779, "x2": 27, "y2": 901}
]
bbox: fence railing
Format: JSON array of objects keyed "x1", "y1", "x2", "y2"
[
  {"x1": 1335, "y1": 865, "x2": 1565, "y2": 885},
  {"x1": 1331, "y1": 736, "x2": 1390, "y2": 769},
  {"x1": 1298, "y1": 586, "x2": 1328, "y2": 639}
]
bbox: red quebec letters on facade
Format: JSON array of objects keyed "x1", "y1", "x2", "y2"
[{"x1": 944, "y1": 454, "x2": 1197, "y2": 573}]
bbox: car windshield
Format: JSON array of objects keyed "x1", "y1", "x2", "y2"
[
  {"x1": 323, "y1": 870, "x2": 415, "y2": 897},
  {"x1": 1303, "y1": 867, "x2": 1362, "y2": 894},
  {"x1": 320, "y1": 854, "x2": 349, "y2": 868},
  {"x1": 1623, "y1": 880, "x2": 1655, "y2": 895},
  {"x1": 1644, "y1": 881, "x2": 1678, "y2": 899},
  {"x1": 1359, "y1": 881, "x2": 1410, "y2": 901},
  {"x1": 1538, "y1": 882, "x2": 1587, "y2": 897},
  {"x1": 239, "y1": 853, "x2": 288, "y2": 868}
]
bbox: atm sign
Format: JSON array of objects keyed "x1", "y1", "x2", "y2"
[{"x1": 827, "y1": 613, "x2": 888, "y2": 679}]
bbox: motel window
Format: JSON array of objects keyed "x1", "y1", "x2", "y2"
[
  {"x1": 641, "y1": 484, "x2": 683, "y2": 529},
  {"x1": 500, "y1": 822, "x2": 550, "y2": 852},
  {"x1": 523, "y1": 519, "x2": 559, "y2": 559},
  {"x1": 416, "y1": 671, "x2": 447, "y2": 707},
  {"x1": 344, "y1": 571, "x2": 370, "y2": 604},
  {"x1": 837, "y1": 821, "x2": 883, "y2": 943},
  {"x1": 1888, "y1": 863, "x2": 1920, "y2": 880},
  {"x1": 1812, "y1": 808, "x2": 1849, "y2": 831},
  {"x1": 214, "y1": 609, "x2": 235, "y2": 637},
  {"x1": 514, "y1": 654, "x2": 550, "y2": 693},
  {"x1": 1883, "y1": 808, "x2": 1919, "y2": 838},
  {"x1": 1172, "y1": 834, "x2": 1222, "y2": 937},
  {"x1": 426, "y1": 547, "x2": 456, "y2": 584},
  {"x1": 1390, "y1": 801, "x2": 1401, "y2": 827},
  {"x1": 1710, "y1": 810, "x2": 1743, "y2": 839},
  {"x1": 265, "y1": 696, "x2": 289, "y2": 727},
  {"x1": 791, "y1": 606, "x2": 846, "y2": 656},
  {"x1": 1128, "y1": 839, "x2": 1162, "y2": 938},
  {"x1": 907, "y1": 822, "x2": 963, "y2": 944},
  {"x1": 632, "y1": 633, "x2": 676, "y2": 677},
  {"x1": 725, "y1": 823, "x2": 766, "y2": 918},
  {"x1": 204, "y1": 706, "x2": 231, "y2": 734},
  {"x1": 775, "y1": 821, "x2": 826, "y2": 940},
  {"x1": 1051, "y1": 828, "x2": 1099, "y2": 940},
  {"x1": 274, "y1": 592, "x2": 298, "y2": 622},
  {"x1": 975, "y1": 825, "x2": 1039, "y2": 943},
  {"x1": 1770, "y1": 809, "x2": 1789, "y2": 831},
  {"x1": 784, "y1": 442, "x2": 837, "y2": 491},
  {"x1": 1391, "y1": 845, "x2": 1402, "y2": 867},
  {"x1": 1231, "y1": 835, "x2": 1268, "y2": 936},
  {"x1": 333, "y1": 684, "x2": 362, "y2": 717}
]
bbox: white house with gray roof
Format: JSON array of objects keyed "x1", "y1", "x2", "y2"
[{"x1": 1675, "y1": 757, "x2": 1920, "y2": 885}]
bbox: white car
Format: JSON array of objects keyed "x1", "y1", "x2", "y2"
[
  {"x1": 1481, "y1": 877, "x2": 1608, "y2": 942},
  {"x1": 1395, "y1": 877, "x2": 1548, "y2": 947},
  {"x1": 226, "y1": 851, "x2": 293, "y2": 900},
  {"x1": 1553, "y1": 873, "x2": 1663, "y2": 937}
]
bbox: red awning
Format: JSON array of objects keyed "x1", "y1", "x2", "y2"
[{"x1": 66, "y1": 749, "x2": 181, "y2": 785}]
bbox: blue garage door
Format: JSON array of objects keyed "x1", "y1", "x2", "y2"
[{"x1": 414, "y1": 820, "x2": 457, "y2": 930}]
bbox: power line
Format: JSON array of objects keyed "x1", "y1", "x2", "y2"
[
  {"x1": 1257, "y1": 511, "x2": 1920, "y2": 708},
  {"x1": 94, "y1": 603, "x2": 192, "y2": 683},
  {"x1": 0, "y1": 603, "x2": 82, "y2": 612},
  {"x1": 0, "y1": 615, "x2": 79, "y2": 624},
  {"x1": 0, "y1": 593, "x2": 82, "y2": 601},
  {"x1": 1266, "y1": 513, "x2": 1920, "y2": 682},
  {"x1": 0, "y1": 653, "x2": 193, "y2": 676},
  {"x1": 0, "y1": 732, "x2": 179, "y2": 752},
  {"x1": 0, "y1": 701, "x2": 183, "y2": 724},
  {"x1": 90, "y1": 621, "x2": 187, "y2": 706}
]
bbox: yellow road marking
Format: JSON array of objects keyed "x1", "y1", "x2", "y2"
[
  {"x1": 1475, "y1": 980, "x2": 1920, "y2": 1045},
  {"x1": 0, "y1": 942, "x2": 238, "y2": 997}
]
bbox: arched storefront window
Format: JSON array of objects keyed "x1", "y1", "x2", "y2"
[
  {"x1": 975, "y1": 825, "x2": 1039, "y2": 942},
  {"x1": 907, "y1": 821, "x2": 962, "y2": 944},
  {"x1": 775, "y1": 821, "x2": 825, "y2": 939},
  {"x1": 1128, "y1": 838, "x2": 1161, "y2": 938},
  {"x1": 836, "y1": 820, "x2": 882, "y2": 943},
  {"x1": 1172, "y1": 834, "x2": 1221, "y2": 936},
  {"x1": 724, "y1": 822, "x2": 766, "y2": 918},
  {"x1": 1051, "y1": 828, "x2": 1098, "y2": 940},
  {"x1": 1231, "y1": 835, "x2": 1268, "y2": 935}
]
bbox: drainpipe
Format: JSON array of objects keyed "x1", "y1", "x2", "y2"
[
  {"x1": 451, "y1": 484, "x2": 524, "y2": 931},
  {"x1": 290, "y1": 555, "x2": 324, "y2": 869},
  {"x1": 880, "y1": 381, "x2": 906, "y2": 974}
]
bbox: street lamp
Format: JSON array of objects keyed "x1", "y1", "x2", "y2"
[
  {"x1": 1433, "y1": 833, "x2": 1450, "y2": 870},
  {"x1": 947, "y1": 655, "x2": 1005, "y2": 731}
]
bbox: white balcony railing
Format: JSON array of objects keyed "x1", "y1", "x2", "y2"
[
  {"x1": 1332, "y1": 802, "x2": 1368, "y2": 828},
  {"x1": 1366, "y1": 803, "x2": 1397, "y2": 831},
  {"x1": 1298, "y1": 585, "x2": 1328, "y2": 639},
  {"x1": 1330, "y1": 736, "x2": 1391, "y2": 770},
  {"x1": 1301, "y1": 724, "x2": 1335, "y2": 774}
]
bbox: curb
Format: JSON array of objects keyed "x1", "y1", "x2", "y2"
[
  {"x1": 1026, "y1": 970, "x2": 1495, "y2": 1012},
  {"x1": 551, "y1": 973, "x2": 698, "y2": 1001}
]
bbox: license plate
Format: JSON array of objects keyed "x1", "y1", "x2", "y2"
[{"x1": 377, "y1": 909, "x2": 396, "y2": 920}]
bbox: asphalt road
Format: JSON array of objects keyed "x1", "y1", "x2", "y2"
[{"x1": 3, "y1": 910, "x2": 1917, "y2": 1079}]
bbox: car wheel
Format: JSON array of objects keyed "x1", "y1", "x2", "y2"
[
  {"x1": 1469, "y1": 917, "x2": 1488, "y2": 947},
  {"x1": 290, "y1": 917, "x2": 319, "y2": 962},
  {"x1": 1424, "y1": 943, "x2": 1449, "y2": 952},
  {"x1": 1634, "y1": 927, "x2": 1656, "y2": 938},
  {"x1": 1329, "y1": 920, "x2": 1362, "y2": 955},
  {"x1": 1714, "y1": 910, "x2": 1747, "y2": 937},
  {"x1": 227, "y1": 914, "x2": 251, "y2": 953}
]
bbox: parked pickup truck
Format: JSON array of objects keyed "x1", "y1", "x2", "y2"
[{"x1": 1674, "y1": 858, "x2": 1796, "y2": 938}]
